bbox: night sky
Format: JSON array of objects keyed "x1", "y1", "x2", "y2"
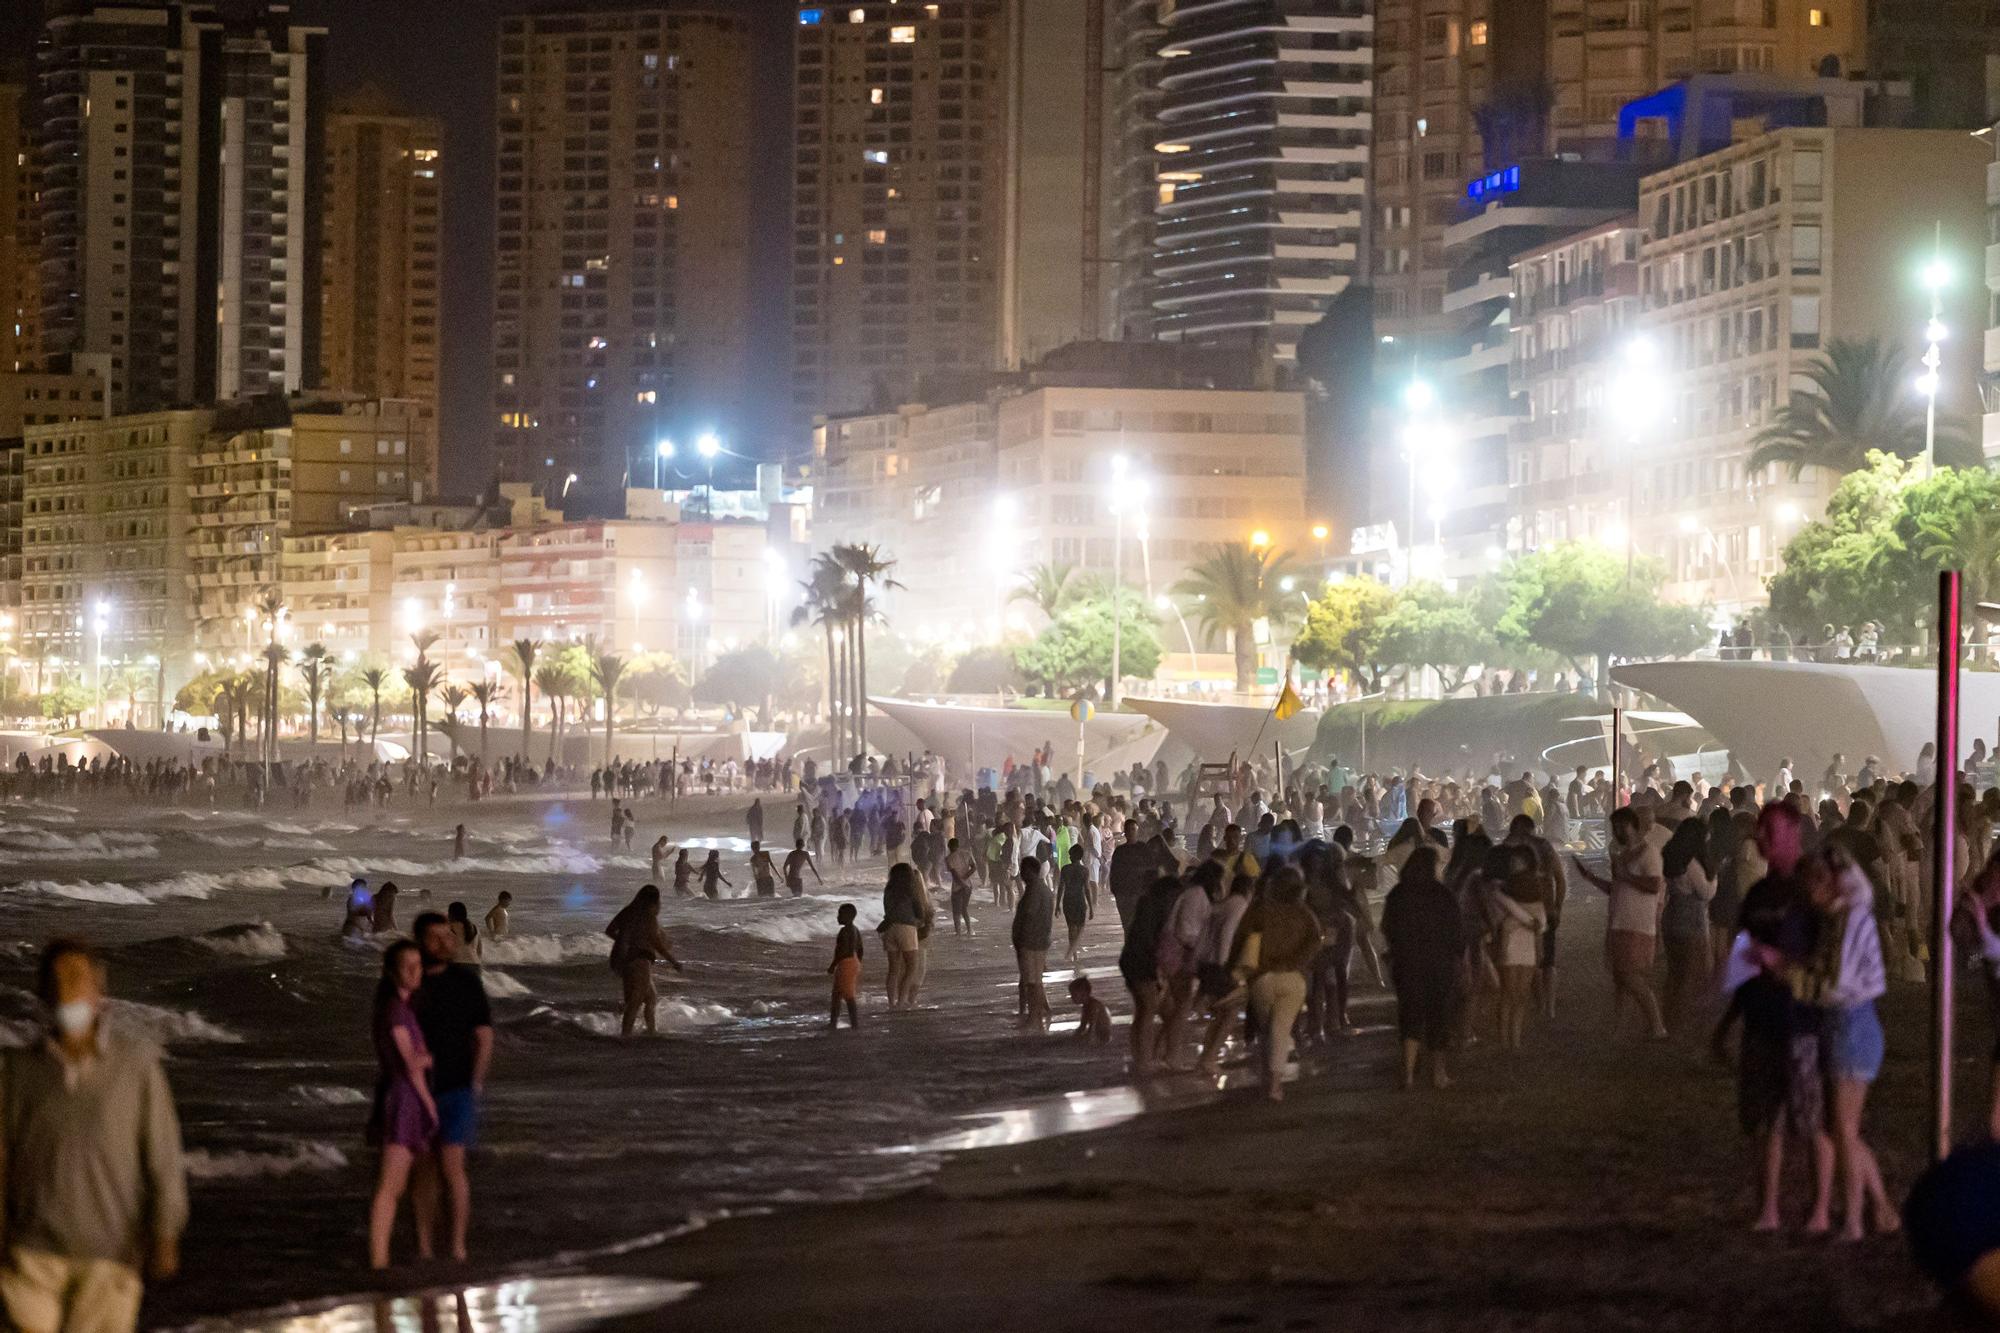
[{"x1": 2, "y1": 0, "x2": 798, "y2": 495}]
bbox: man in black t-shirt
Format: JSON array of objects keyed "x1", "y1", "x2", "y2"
[{"x1": 414, "y1": 911, "x2": 493, "y2": 1263}]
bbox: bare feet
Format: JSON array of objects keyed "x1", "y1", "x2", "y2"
[{"x1": 1753, "y1": 1213, "x2": 1781, "y2": 1233}]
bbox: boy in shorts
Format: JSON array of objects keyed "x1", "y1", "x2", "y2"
[{"x1": 828, "y1": 903, "x2": 864, "y2": 1030}]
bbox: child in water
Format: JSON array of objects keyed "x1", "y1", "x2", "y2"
[
  {"x1": 1069, "y1": 976, "x2": 1112, "y2": 1045},
  {"x1": 828, "y1": 903, "x2": 864, "y2": 1030}
]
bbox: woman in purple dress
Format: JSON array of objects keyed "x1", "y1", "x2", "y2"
[{"x1": 367, "y1": 939, "x2": 437, "y2": 1268}]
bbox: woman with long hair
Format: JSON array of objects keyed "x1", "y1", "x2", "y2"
[
  {"x1": 1230, "y1": 865, "x2": 1322, "y2": 1102},
  {"x1": 879, "y1": 862, "x2": 927, "y2": 1009},
  {"x1": 367, "y1": 940, "x2": 436, "y2": 1268},
  {"x1": 1573, "y1": 807, "x2": 1668, "y2": 1040},
  {"x1": 605, "y1": 884, "x2": 684, "y2": 1036},
  {"x1": 1381, "y1": 846, "x2": 1463, "y2": 1089},
  {"x1": 1659, "y1": 816, "x2": 1716, "y2": 1030}
]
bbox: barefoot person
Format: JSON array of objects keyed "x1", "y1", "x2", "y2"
[
  {"x1": 827, "y1": 903, "x2": 864, "y2": 1030},
  {"x1": 1059, "y1": 844, "x2": 1091, "y2": 963},
  {"x1": 1381, "y1": 847, "x2": 1463, "y2": 1090},
  {"x1": 411, "y1": 912, "x2": 493, "y2": 1264},
  {"x1": 1572, "y1": 808, "x2": 1669, "y2": 1040},
  {"x1": 1011, "y1": 856, "x2": 1054, "y2": 1030},
  {"x1": 367, "y1": 939, "x2": 436, "y2": 1268},
  {"x1": 945, "y1": 837, "x2": 978, "y2": 935},
  {"x1": 784, "y1": 839, "x2": 824, "y2": 897},
  {"x1": 879, "y1": 863, "x2": 929, "y2": 1010},
  {"x1": 605, "y1": 885, "x2": 685, "y2": 1036},
  {"x1": 1, "y1": 940, "x2": 186, "y2": 1329},
  {"x1": 699, "y1": 850, "x2": 732, "y2": 899},
  {"x1": 1234, "y1": 866, "x2": 1321, "y2": 1103},
  {"x1": 1069, "y1": 975, "x2": 1112, "y2": 1044}
]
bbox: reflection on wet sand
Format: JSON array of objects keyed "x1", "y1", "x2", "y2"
[
  {"x1": 170, "y1": 1275, "x2": 695, "y2": 1333},
  {"x1": 894, "y1": 1079, "x2": 1255, "y2": 1154}
]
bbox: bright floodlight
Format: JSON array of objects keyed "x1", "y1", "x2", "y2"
[
  {"x1": 1916, "y1": 370, "x2": 1941, "y2": 397},
  {"x1": 1311, "y1": 523, "x2": 1330, "y2": 541},
  {"x1": 1926, "y1": 319, "x2": 1948, "y2": 344},
  {"x1": 1250, "y1": 529, "x2": 1271, "y2": 549},
  {"x1": 1922, "y1": 259, "x2": 1951, "y2": 291},
  {"x1": 1402, "y1": 379, "x2": 1436, "y2": 413},
  {"x1": 656, "y1": 439, "x2": 676, "y2": 459},
  {"x1": 696, "y1": 433, "x2": 721, "y2": 459},
  {"x1": 1153, "y1": 595, "x2": 1171, "y2": 611}
]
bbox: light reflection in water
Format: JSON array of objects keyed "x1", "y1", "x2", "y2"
[
  {"x1": 893, "y1": 1082, "x2": 1224, "y2": 1155},
  {"x1": 175, "y1": 1275, "x2": 696, "y2": 1333}
]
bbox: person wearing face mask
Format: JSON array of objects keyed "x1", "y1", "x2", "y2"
[{"x1": 0, "y1": 939, "x2": 186, "y2": 1333}]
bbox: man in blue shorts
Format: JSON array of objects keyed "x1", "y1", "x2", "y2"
[{"x1": 413, "y1": 911, "x2": 493, "y2": 1262}]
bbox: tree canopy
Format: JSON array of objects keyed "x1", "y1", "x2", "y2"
[
  {"x1": 1492, "y1": 542, "x2": 1708, "y2": 676},
  {"x1": 1014, "y1": 595, "x2": 1161, "y2": 696}
]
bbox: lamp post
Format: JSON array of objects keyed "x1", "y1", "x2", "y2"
[
  {"x1": 1918, "y1": 226, "x2": 1949, "y2": 475},
  {"x1": 697, "y1": 432, "x2": 721, "y2": 519},
  {"x1": 1609, "y1": 334, "x2": 1666, "y2": 585},
  {"x1": 1401, "y1": 378, "x2": 1435, "y2": 583},
  {"x1": 1311, "y1": 523, "x2": 1329, "y2": 569},
  {"x1": 1108, "y1": 454, "x2": 1128, "y2": 709},
  {"x1": 654, "y1": 438, "x2": 675, "y2": 490},
  {"x1": 91, "y1": 602, "x2": 109, "y2": 727}
]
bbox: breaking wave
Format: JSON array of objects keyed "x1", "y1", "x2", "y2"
[
  {"x1": 186, "y1": 1140, "x2": 348, "y2": 1180},
  {"x1": 193, "y1": 922, "x2": 287, "y2": 960},
  {"x1": 482, "y1": 933, "x2": 612, "y2": 967}
]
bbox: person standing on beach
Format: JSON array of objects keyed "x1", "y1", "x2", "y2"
[
  {"x1": 1059, "y1": 845, "x2": 1091, "y2": 962},
  {"x1": 1012, "y1": 856, "x2": 1054, "y2": 1030},
  {"x1": 1381, "y1": 847, "x2": 1464, "y2": 1090},
  {"x1": 945, "y1": 836, "x2": 978, "y2": 935},
  {"x1": 747, "y1": 797, "x2": 765, "y2": 844},
  {"x1": 411, "y1": 912, "x2": 493, "y2": 1264},
  {"x1": 879, "y1": 863, "x2": 930, "y2": 1009},
  {"x1": 673, "y1": 849, "x2": 695, "y2": 897},
  {"x1": 605, "y1": 886, "x2": 685, "y2": 1037},
  {"x1": 652, "y1": 836, "x2": 671, "y2": 884},
  {"x1": 372, "y1": 881, "x2": 401, "y2": 934},
  {"x1": 1572, "y1": 808, "x2": 1669, "y2": 1040},
  {"x1": 827, "y1": 904, "x2": 864, "y2": 1030},
  {"x1": 699, "y1": 850, "x2": 732, "y2": 899},
  {"x1": 1235, "y1": 866, "x2": 1322, "y2": 1102},
  {"x1": 0, "y1": 940, "x2": 186, "y2": 1332},
  {"x1": 367, "y1": 940, "x2": 436, "y2": 1268},
  {"x1": 452, "y1": 823, "x2": 467, "y2": 860}
]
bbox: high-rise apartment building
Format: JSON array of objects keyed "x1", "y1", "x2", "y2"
[
  {"x1": 791, "y1": 2, "x2": 1009, "y2": 423},
  {"x1": 37, "y1": 1, "x2": 326, "y2": 414},
  {"x1": 322, "y1": 103, "x2": 442, "y2": 496},
  {"x1": 1369, "y1": 0, "x2": 1864, "y2": 343},
  {"x1": 1106, "y1": 0, "x2": 1164, "y2": 343},
  {"x1": 1869, "y1": 0, "x2": 2000, "y2": 129},
  {"x1": 1146, "y1": 0, "x2": 1372, "y2": 368},
  {"x1": 0, "y1": 81, "x2": 39, "y2": 373},
  {"x1": 492, "y1": 6, "x2": 754, "y2": 493}
]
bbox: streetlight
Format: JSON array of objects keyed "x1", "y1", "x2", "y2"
[
  {"x1": 562, "y1": 471, "x2": 579, "y2": 498},
  {"x1": 91, "y1": 601, "x2": 109, "y2": 727},
  {"x1": 1106, "y1": 454, "x2": 1132, "y2": 709},
  {"x1": 1311, "y1": 523, "x2": 1330, "y2": 567},
  {"x1": 1249, "y1": 529, "x2": 1271, "y2": 549},
  {"x1": 654, "y1": 438, "x2": 675, "y2": 490},
  {"x1": 1400, "y1": 377, "x2": 1443, "y2": 582},
  {"x1": 1609, "y1": 334, "x2": 1667, "y2": 583},
  {"x1": 697, "y1": 432, "x2": 721, "y2": 518},
  {"x1": 1919, "y1": 226, "x2": 1949, "y2": 474},
  {"x1": 1155, "y1": 594, "x2": 1198, "y2": 663}
]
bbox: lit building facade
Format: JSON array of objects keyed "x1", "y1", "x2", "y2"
[
  {"x1": 1626, "y1": 126, "x2": 1983, "y2": 609},
  {"x1": 791, "y1": 1, "x2": 1008, "y2": 424},
  {"x1": 1147, "y1": 0, "x2": 1372, "y2": 367},
  {"x1": 0, "y1": 81, "x2": 38, "y2": 374},
  {"x1": 322, "y1": 106, "x2": 441, "y2": 494},
  {"x1": 38, "y1": 2, "x2": 327, "y2": 413},
  {"x1": 492, "y1": 7, "x2": 754, "y2": 492}
]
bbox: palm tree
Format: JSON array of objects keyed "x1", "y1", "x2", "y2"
[
  {"x1": 295, "y1": 643, "x2": 331, "y2": 745},
  {"x1": 1919, "y1": 504, "x2": 2000, "y2": 634},
  {"x1": 402, "y1": 656, "x2": 442, "y2": 765},
  {"x1": 508, "y1": 637, "x2": 542, "y2": 761},
  {"x1": 830, "y1": 542, "x2": 901, "y2": 757},
  {"x1": 259, "y1": 643, "x2": 288, "y2": 768},
  {"x1": 438, "y1": 684, "x2": 471, "y2": 757},
  {"x1": 1747, "y1": 336, "x2": 1963, "y2": 479},
  {"x1": 792, "y1": 556, "x2": 848, "y2": 765},
  {"x1": 1172, "y1": 542, "x2": 1300, "y2": 693},
  {"x1": 1010, "y1": 561, "x2": 1077, "y2": 620},
  {"x1": 212, "y1": 685, "x2": 234, "y2": 755},
  {"x1": 587, "y1": 642, "x2": 628, "y2": 766},
  {"x1": 469, "y1": 678, "x2": 501, "y2": 762},
  {"x1": 533, "y1": 664, "x2": 570, "y2": 764},
  {"x1": 360, "y1": 667, "x2": 387, "y2": 745}
]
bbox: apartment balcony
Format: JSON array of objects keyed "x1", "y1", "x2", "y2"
[
  {"x1": 1984, "y1": 412, "x2": 2000, "y2": 462},
  {"x1": 1987, "y1": 242, "x2": 2000, "y2": 290},
  {"x1": 1987, "y1": 160, "x2": 2000, "y2": 208},
  {"x1": 1985, "y1": 325, "x2": 2000, "y2": 374}
]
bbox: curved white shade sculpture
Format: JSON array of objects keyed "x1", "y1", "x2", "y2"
[{"x1": 867, "y1": 696, "x2": 1163, "y2": 777}]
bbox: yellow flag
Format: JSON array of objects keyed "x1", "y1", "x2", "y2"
[{"x1": 1274, "y1": 680, "x2": 1304, "y2": 721}]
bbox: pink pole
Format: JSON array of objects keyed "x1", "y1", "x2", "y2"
[{"x1": 1934, "y1": 568, "x2": 1961, "y2": 1163}]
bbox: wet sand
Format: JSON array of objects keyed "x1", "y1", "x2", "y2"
[{"x1": 0, "y1": 790, "x2": 1968, "y2": 1329}]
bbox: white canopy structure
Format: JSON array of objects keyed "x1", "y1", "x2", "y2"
[
  {"x1": 866, "y1": 697, "x2": 1165, "y2": 777},
  {"x1": 1612, "y1": 660, "x2": 2000, "y2": 782},
  {"x1": 1122, "y1": 695, "x2": 1321, "y2": 764}
]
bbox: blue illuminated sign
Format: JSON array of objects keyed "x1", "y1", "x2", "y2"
[
  {"x1": 799, "y1": 7, "x2": 824, "y2": 23},
  {"x1": 1465, "y1": 165, "x2": 1522, "y2": 204}
]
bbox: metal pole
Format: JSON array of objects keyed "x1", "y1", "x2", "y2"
[
  {"x1": 1110, "y1": 504, "x2": 1123, "y2": 709},
  {"x1": 1274, "y1": 739, "x2": 1283, "y2": 804},
  {"x1": 1932, "y1": 568, "x2": 1962, "y2": 1162},
  {"x1": 1075, "y1": 716, "x2": 1085, "y2": 794},
  {"x1": 1610, "y1": 703, "x2": 1623, "y2": 810}
]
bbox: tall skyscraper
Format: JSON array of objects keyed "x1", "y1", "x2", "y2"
[
  {"x1": 492, "y1": 6, "x2": 755, "y2": 493},
  {"x1": 1142, "y1": 0, "x2": 1372, "y2": 369},
  {"x1": 322, "y1": 99, "x2": 442, "y2": 498},
  {"x1": 1369, "y1": 0, "x2": 1863, "y2": 344},
  {"x1": 0, "y1": 80, "x2": 39, "y2": 374},
  {"x1": 1105, "y1": 0, "x2": 1164, "y2": 343},
  {"x1": 37, "y1": 1, "x2": 327, "y2": 414},
  {"x1": 791, "y1": 1, "x2": 1009, "y2": 423}
]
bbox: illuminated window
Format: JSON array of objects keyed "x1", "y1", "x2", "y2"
[
  {"x1": 1157, "y1": 182, "x2": 1176, "y2": 205},
  {"x1": 1808, "y1": 7, "x2": 1825, "y2": 23},
  {"x1": 889, "y1": 24, "x2": 916, "y2": 43},
  {"x1": 866, "y1": 228, "x2": 886, "y2": 243},
  {"x1": 636, "y1": 390, "x2": 657, "y2": 404},
  {"x1": 848, "y1": 7, "x2": 865, "y2": 22},
  {"x1": 864, "y1": 149, "x2": 889, "y2": 164},
  {"x1": 665, "y1": 195, "x2": 678, "y2": 209},
  {"x1": 1469, "y1": 20, "x2": 1488, "y2": 45},
  {"x1": 870, "y1": 86, "x2": 885, "y2": 105},
  {"x1": 832, "y1": 256, "x2": 845, "y2": 266},
  {"x1": 798, "y1": 8, "x2": 824, "y2": 25}
]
